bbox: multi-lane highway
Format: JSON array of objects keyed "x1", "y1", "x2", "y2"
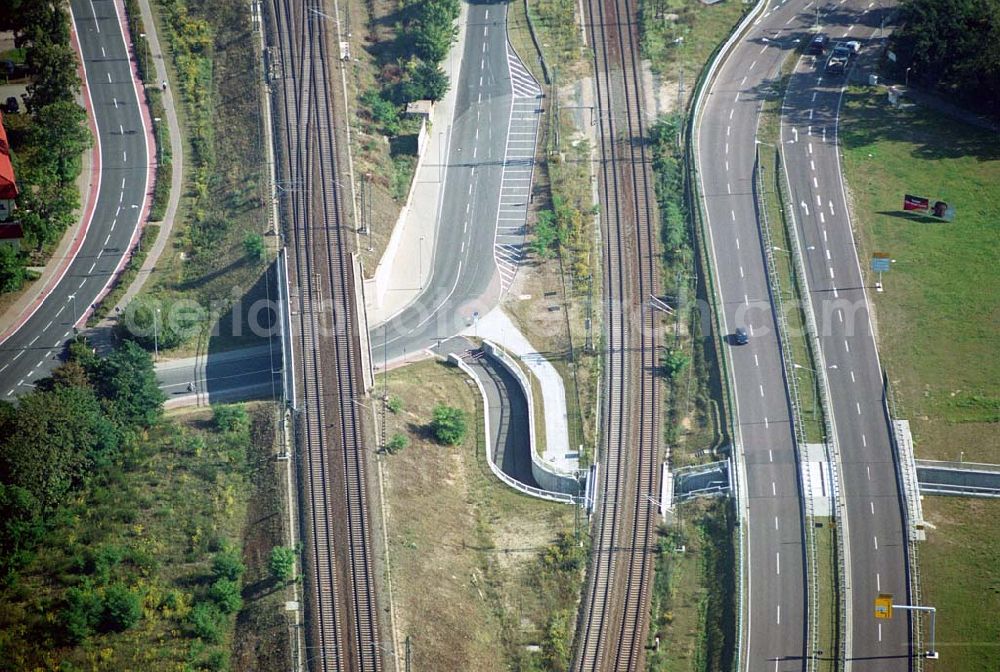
[
  {"x1": 696, "y1": 2, "x2": 810, "y2": 667},
  {"x1": 374, "y1": 1, "x2": 538, "y2": 363},
  {"x1": 0, "y1": 0, "x2": 150, "y2": 396},
  {"x1": 779, "y1": 2, "x2": 911, "y2": 667},
  {"x1": 697, "y1": 0, "x2": 911, "y2": 669}
]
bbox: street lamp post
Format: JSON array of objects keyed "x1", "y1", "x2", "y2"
[
  {"x1": 69, "y1": 293, "x2": 78, "y2": 332},
  {"x1": 153, "y1": 307, "x2": 160, "y2": 361},
  {"x1": 418, "y1": 236, "x2": 424, "y2": 290},
  {"x1": 793, "y1": 362, "x2": 837, "y2": 424},
  {"x1": 153, "y1": 116, "x2": 162, "y2": 164}
]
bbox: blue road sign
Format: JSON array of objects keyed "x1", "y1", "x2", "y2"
[{"x1": 871, "y1": 257, "x2": 891, "y2": 273}]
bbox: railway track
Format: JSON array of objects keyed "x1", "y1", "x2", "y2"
[
  {"x1": 574, "y1": 0, "x2": 661, "y2": 670},
  {"x1": 264, "y1": 0, "x2": 382, "y2": 670}
]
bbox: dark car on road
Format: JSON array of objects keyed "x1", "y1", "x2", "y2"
[
  {"x1": 734, "y1": 327, "x2": 749, "y2": 345},
  {"x1": 807, "y1": 34, "x2": 828, "y2": 55}
]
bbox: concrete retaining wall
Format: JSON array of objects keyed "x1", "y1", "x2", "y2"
[{"x1": 482, "y1": 340, "x2": 581, "y2": 497}]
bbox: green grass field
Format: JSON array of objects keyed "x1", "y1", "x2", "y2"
[
  {"x1": 839, "y1": 88, "x2": 999, "y2": 670},
  {"x1": 839, "y1": 89, "x2": 999, "y2": 463}
]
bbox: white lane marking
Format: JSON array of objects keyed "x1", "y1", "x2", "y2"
[
  {"x1": 776, "y1": 605, "x2": 781, "y2": 625},
  {"x1": 754, "y1": 353, "x2": 759, "y2": 366},
  {"x1": 749, "y1": 60, "x2": 757, "y2": 70},
  {"x1": 867, "y1": 465, "x2": 871, "y2": 480},
  {"x1": 769, "y1": 450, "x2": 774, "y2": 463},
  {"x1": 876, "y1": 572, "x2": 881, "y2": 591},
  {"x1": 13, "y1": 350, "x2": 22, "y2": 361},
  {"x1": 822, "y1": 229, "x2": 828, "y2": 242},
  {"x1": 78, "y1": 279, "x2": 86, "y2": 289},
  {"x1": 759, "y1": 384, "x2": 764, "y2": 397},
  {"x1": 816, "y1": 193, "x2": 822, "y2": 206},
  {"x1": 828, "y1": 267, "x2": 834, "y2": 279},
  {"x1": 874, "y1": 536, "x2": 879, "y2": 550},
  {"x1": 837, "y1": 309, "x2": 843, "y2": 322},
  {"x1": 739, "y1": 266, "x2": 744, "y2": 278},
  {"x1": 810, "y1": 159, "x2": 816, "y2": 171},
  {"x1": 850, "y1": 370, "x2": 856, "y2": 382},
  {"x1": 725, "y1": 143, "x2": 729, "y2": 154},
  {"x1": 105, "y1": 234, "x2": 111, "y2": 245},
  {"x1": 101, "y1": 46, "x2": 106, "y2": 57},
  {"x1": 878, "y1": 623, "x2": 883, "y2": 642},
  {"x1": 808, "y1": 142, "x2": 813, "y2": 154},
  {"x1": 774, "y1": 515, "x2": 779, "y2": 529},
  {"x1": 482, "y1": 42, "x2": 486, "y2": 53},
  {"x1": 729, "y1": 109, "x2": 734, "y2": 120},
  {"x1": 0, "y1": 364, "x2": 6, "y2": 373},
  {"x1": 485, "y1": 9, "x2": 489, "y2": 18},
  {"x1": 735, "y1": 236, "x2": 740, "y2": 249},
  {"x1": 740, "y1": 76, "x2": 747, "y2": 86},
  {"x1": 727, "y1": 126, "x2": 731, "y2": 136},
  {"x1": 28, "y1": 335, "x2": 39, "y2": 346},
  {"x1": 857, "y1": 402, "x2": 862, "y2": 415},
  {"x1": 813, "y1": 176, "x2": 819, "y2": 188},
  {"x1": 871, "y1": 501, "x2": 875, "y2": 516},
  {"x1": 731, "y1": 209, "x2": 736, "y2": 221},
  {"x1": 119, "y1": 124, "x2": 123, "y2": 135},
  {"x1": 760, "y1": 45, "x2": 767, "y2": 54},
  {"x1": 829, "y1": 201, "x2": 835, "y2": 215},
  {"x1": 820, "y1": 211, "x2": 826, "y2": 223},
  {"x1": 725, "y1": 160, "x2": 729, "y2": 171},
  {"x1": 844, "y1": 339, "x2": 851, "y2": 353},
  {"x1": 776, "y1": 552, "x2": 780, "y2": 575},
  {"x1": 727, "y1": 183, "x2": 732, "y2": 194},
  {"x1": 863, "y1": 434, "x2": 868, "y2": 447},
  {"x1": 745, "y1": 294, "x2": 749, "y2": 306},
  {"x1": 734, "y1": 92, "x2": 740, "y2": 102},
  {"x1": 812, "y1": 91, "x2": 817, "y2": 102},
  {"x1": 826, "y1": 249, "x2": 832, "y2": 260},
  {"x1": 772, "y1": 481, "x2": 776, "y2": 496},
  {"x1": 44, "y1": 320, "x2": 52, "y2": 331},
  {"x1": 107, "y1": 72, "x2": 112, "y2": 83},
  {"x1": 764, "y1": 417, "x2": 769, "y2": 428},
  {"x1": 113, "y1": 97, "x2": 119, "y2": 108}
]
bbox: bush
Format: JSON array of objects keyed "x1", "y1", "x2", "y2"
[
  {"x1": 211, "y1": 547, "x2": 245, "y2": 582},
  {"x1": 212, "y1": 404, "x2": 249, "y2": 433},
  {"x1": 102, "y1": 583, "x2": 142, "y2": 631},
  {"x1": 661, "y1": 349, "x2": 690, "y2": 380},
  {"x1": 190, "y1": 601, "x2": 223, "y2": 643},
  {"x1": 208, "y1": 577, "x2": 242, "y2": 614},
  {"x1": 63, "y1": 584, "x2": 103, "y2": 642},
  {"x1": 386, "y1": 396, "x2": 403, "y2": 413},
  {"x1": 385, "y1": 433, "x2": 409, "y2": 454},
  {"x1": 268, "y1": 546, "x2": 296, "y2": 582},
  {"x1": 429, "y1": 405, "x2": 467, "y2": 445},
  {"x1": 119, "y1": 295, "x2": 201, "y2": 351},
  {"x1": 243, "y1": 232, "x2": 265, "y2": 263}
]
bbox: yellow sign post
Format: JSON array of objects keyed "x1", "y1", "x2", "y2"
[{"x1": 874, "y1": 594, "x2": 893, "y2": 620}]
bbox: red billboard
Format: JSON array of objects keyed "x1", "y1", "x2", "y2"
[{"x1": 902, "y1": 194, "x2": 955, "y2": 221}]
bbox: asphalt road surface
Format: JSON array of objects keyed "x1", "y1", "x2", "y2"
[
  {"x1": 780, "y1": 2, "x2": 911, "y2": 667},
  {"x1": 156, "y1": 343, "x2": 283, "y2": 407},
  {"x1": 696, "y1": 1, "x2": 809, "y2": 666},
  {"x1": 373, "y1": 2, "x2": 530, "y2": 363},
  {"x1": 0, "y1": 0, "x2": 149, "y2": 397}
]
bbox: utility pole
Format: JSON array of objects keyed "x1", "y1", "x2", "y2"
[
  {"x1": 404, "y1": 636, "x2": 412, "y2": 672},
  {"x1": 380, "y1": 324, "x2": 388, "y2": 451}
]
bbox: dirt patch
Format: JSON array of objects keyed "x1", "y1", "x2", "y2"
[{"x1": 381, "y1": 359, "x2": 580, "y2": 670}]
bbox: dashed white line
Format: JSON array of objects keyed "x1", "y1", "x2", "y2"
[
  {"x1": 776, "y1": 605, "x2": 781, "y2": 625},
  {"x1": 810, "y1": 159, "x2": 816, "y2": 171},
  {"x1": 759, "y1": 384, "x2": 764, "y2": 397},
  {"x1": 731, "y1": 209, "x2": 736, "y2": 221},
  {"x1": 876, "y1": 572, "x2": 881, "y2": 591},
  {"x1": 870, "y1": 501, "x2": 875, "y2": 515},
  {"x1": 844, "y1": 339, "x2": 851, "y2": 353},
  {"x1": 107, "y1": 72, "x2": 112, "y2": 83},
  {"x1": 772, "y1": 481, "x2": 777, "y2": 496},
  {"x1": 754, "y1": 353, "x2": 759, "y2": 366},
  {"x1": 776, "y1": 552, "x2": 780, "y2": 575},
  {"x1": 820, "y1": 211, "x2": 826, "y2": 223},
  {"x1": 826, "y1": 249, "x2": 832, "y2": 261},
  {"x1": 813, "y1": 177, "x2": 819, "y2": 188},
  {"x1": 44, "y1": 320, "x2": 52, "y2": 331},
  {"x1": 774, "y1": 515, "x2": 779, "y2": 529},
  {"x1": 873, "y1": 536, "x2": 879, "y2": 550},
  {"x1": 862, "y1": 434, "x2": 868, "y2": 447},
  {"x1": 856, "y1": 402, "x2": 862, "y2": 415},
  {"x1": 739, "y1": 266, "x2": 744, "y2": 278},
  {"x1": 850, "y1": 370, "x2": 856, "y2": 382}
]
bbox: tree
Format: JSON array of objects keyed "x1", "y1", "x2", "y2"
[
  {"x1": 0, "y1": 243, "x2": 25, "y2": 293},
  {"x1": 890, "y1": 0, "x2": 1000, "y2": 119},
  {"x1": 102, "y1": 583, "x2": 142, "y2": 631},
  {"x1": 661, "y1": 349, "x2": 690, "y2": 380},
  {"x1": 385, "y1": 432, "x2": 409, "y2": 454},
  {"x1": 243, "y1": 231, "x2": 265, "y2": 263},
  {"x1": 268, "y1": 546, "x2": 296, "y2": 582},
  {"x1": 92, "y1": 340, "x2": 165, "y2": 429},
  {"x1": 118, "y1": 295, "x2": 199, "y2": 351},
  {"x1": 23, "y1": 38, "x2": 79, "y2": 113},
  {"x1": 0, "y1": 484, "x2": 44, "y2": 582},
  {"x1": 190, "y1": 601, "x2": 223, "y2": 643},
  {"x1": 0, "y1": 386, "x2": 119, "y2": 509},
  {"x1": 429, "y1": 404, "x2": 467, "y2": 445},
  {"x1": 208, "y1": 577, "x2": 242, "y2": 614},
  {"x1": 30, "y1": 101, "x2": 92, "y2": 183},
  {"x1": 212, "y1": 547, "x2": 245, "y2": 582}
]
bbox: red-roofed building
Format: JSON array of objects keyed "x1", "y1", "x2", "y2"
[{"x1": 0, "y1": 108, "x2": 18, "y2": 223}]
